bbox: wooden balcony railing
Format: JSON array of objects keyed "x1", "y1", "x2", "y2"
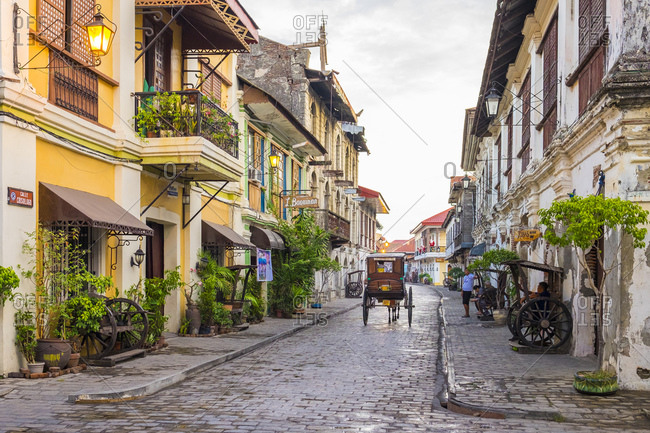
[
  {"x1": 314, "y1": 209, "x2": 350, "y2": 243},
  {"x1": 133, "y1": 90, "x2": 239, "y2": 158}
]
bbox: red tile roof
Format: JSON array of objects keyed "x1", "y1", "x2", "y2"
[
  {"x1": 393, "y1": 238, "x2": 415, "y2": 253},
  {"x1": 386, "y1": 239, "x2": 407, "y2": 252},
  {"x1": 421, "y1": 208, "x2": 453, "y2": 226}
]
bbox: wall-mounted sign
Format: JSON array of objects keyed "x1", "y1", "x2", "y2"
[
  {"x1": 167, "y1": 186, "x2": 178, "y2": 197},
  {"x1": 514, "y1": 229, "x2": 541, "y2": 242},
  {"x1": 257, "y1": 248, "x2": 273, "y2": 282},
  {"x1": 284, "y1": 195, "x2": 319, "y2": 208},
  {"x1": 7, "y1": 187, "x2": 33, "y2": 208},
  {"x1": 435, "y1": 258, "x2": 446, "y2": 263}
]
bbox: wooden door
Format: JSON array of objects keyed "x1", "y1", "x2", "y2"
[{"x1": 146, "y1": 221, "x2": 165, "y2": 279}]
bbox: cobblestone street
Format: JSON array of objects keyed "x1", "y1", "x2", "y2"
[{"x1": 1, "y1": 285, "x2": 648, "y2": 432}]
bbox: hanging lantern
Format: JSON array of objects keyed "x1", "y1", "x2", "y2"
[{"x1": 84, "y1": 12, "x2": 117, "y2": 58}]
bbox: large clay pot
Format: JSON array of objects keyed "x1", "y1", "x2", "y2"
[
  {"x1": 36, "y1": 339, "x2": 71, "y2": 370},
  {"x1": 186, "y1": 305, "x2": 201, "y2": 335},
  {"x1": 66, "y1": 353, "x2": 81, "y2": 369}
]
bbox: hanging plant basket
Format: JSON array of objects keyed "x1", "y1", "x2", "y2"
[{"x1": 573, "y1": 370, "x2": 618, "y2": 396}]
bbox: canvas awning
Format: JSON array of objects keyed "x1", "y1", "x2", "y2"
[
  {"x1": 202, "y1": 221, "x2": 255, "y2": 250},
  {"x1": 469, "y1": 242, "x2": 486, "y2": 257},
  {"x1": 250, "y1": 226, "x2": 284, "y2": 250},
  {"x1": 39, "y1": 183, "x2": 153, "y2": 236}
]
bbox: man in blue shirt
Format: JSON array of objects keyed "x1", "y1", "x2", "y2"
[{"x1": 462, "y1": 268, "x2": 476, "y2": 318}]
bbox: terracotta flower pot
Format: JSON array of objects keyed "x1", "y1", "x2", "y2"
[
  {"x1": 27, "y1": 362, "x2": 45, "y2": 374},
  {"x1": 66, "y1": 353, "x2": 81, "y2": 369}
]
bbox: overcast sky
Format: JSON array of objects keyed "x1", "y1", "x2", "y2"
[{"x1": 242, "y1": 0, "x2": 497, "y2": 241}]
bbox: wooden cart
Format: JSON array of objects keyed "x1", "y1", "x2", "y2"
[
  {"x1": 362, "y1": 253, "x2": 413, "y2": 327},
  {"x1": 503, "y1": 260, "x2": 572, "y2": 349}
]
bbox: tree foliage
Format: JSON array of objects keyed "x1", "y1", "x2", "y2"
[
  {"x1": 467, "y1": 249, "x2": 519, "y2": 274},
  {"x1": 538, "y1": 195, "x2": 648, "y2": 251},
  {"x1": 270, "y1": 210, "x2": 340, "y2": 313}
]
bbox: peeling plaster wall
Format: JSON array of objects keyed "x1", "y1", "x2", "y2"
[{"x1": 621, "y1": 0, "x2": 650, "y2": 54}]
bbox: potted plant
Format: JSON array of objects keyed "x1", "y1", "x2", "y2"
[
  {"x1": 14, "y1": 309, "x2": 43, "y2": 374},
  {"x1": 539, "y1": 195, "x2": 649, "y2": 389},
  {"x1": 132, "y1": 267, "x2": 181, "y2": 346},
  {"x1": 573, "y1": 370, "x2": 619, "y2": 395},
  {"x1": 59, "y1": 294, "x2": 107, "y2": 367},
  {"x1": 0, "y1": 265, "x2": 20, "y2": 307},
  {"x1": 134, "y1": 99, "x2": 160, "y2": 138},
  {"x1": 214, "y1": 302, "x2": 233, "y2": 333},
  {"x1": 19, "y1": 226, "x2": 114, "y2": 369},
  {"x1": 183, "y1": 268, "x2": 202, "y2": 335},
  {"x1": 448, "y1": 267, "x2": 465, "y2": 291}
]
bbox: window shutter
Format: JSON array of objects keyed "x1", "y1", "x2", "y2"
[
  {"x1": 38, "y1": 0, "x2": 66, "y2": 51},
  {"x1": 578, "y1": 0, "x2": 591, "y2": 63},
  {"x1": 521, "y1": 73, "x2": 531, "y2": 147},
  {"x1": 496, "y1": 135, "x2": 501, "y2": 183},
  {"x1": 543, "y1": 17, "x2": 558, "y2": 115},
  {"x1": 70, "y1": 0, "x2": 95, "y2": 65},
  {"x1": 200, "y1": 62, "x2": 223, "y2": 102},
  {"x1": 507, "y1": 111, "x2": 513, "y2": 170},
  {"x1": 543, "y1": 108, "x2": 557, "y2": 151}
]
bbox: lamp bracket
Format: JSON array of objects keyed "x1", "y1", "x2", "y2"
[
  {"x1": 106, "y1": 231, "x2": 144, "y2": 271},
  {"x1": 183, "y1": 180, "x2": 228, "y2": 229}
]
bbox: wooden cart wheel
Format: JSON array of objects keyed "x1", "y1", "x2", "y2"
[
  {"x1": 507, "y1": 299, "x2": 521, "y2": 337},
  {"x1": 80, "y1": 304, "x2": 117, "y2": 360},
  {"x1": 106, "y1": 298, "x2": 149, "y2": 352},
  {"x1": 515, "y1": 298, "x2": 572, "y2": 349},
  {"x1": 408, "y1": 287, "x2": 413, "y2": 327},
  {"x1": 362, "y1": 289, "x2": 370, "y2": 326},
  {"x1": 346, "y1": 281, "x2": 363, "y2": 298}
]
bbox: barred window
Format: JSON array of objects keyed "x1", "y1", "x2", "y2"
[{"x1": 50, "y1": 52, "x2": 98, "y2": 122}]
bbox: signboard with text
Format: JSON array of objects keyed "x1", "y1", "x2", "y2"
[
  {"x1": 7, "y1": 187, "x2": 33, "y2": 208},
  {"x1": 283, "y1": 195, "x2": 319, "y2": 208},
  {"x1": 514, "y1": 229, "x2": 541, "y2": 242}
]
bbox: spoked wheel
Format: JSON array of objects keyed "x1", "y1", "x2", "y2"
[
  {"x1": 362, "y1": 290, "x2": 370, "y2": 326},
  {"x1": 347, "y1": 282, "x2": 363, "y2": 298},
  {"x1": 106, "y1": 298, "x2": 149, "y2": 352},
  {"x1": 507, "y1": 299, "x2": 521, "y2": 337},
  {"x1": 408, "y1": 287, "x2": 413, "y2": 327},
  {"x1": 515, "y1": 298, "x2": 572, "y2": 349},
  {"x1": 80, "y1": 305, "x2": 117, "y2": 360}
]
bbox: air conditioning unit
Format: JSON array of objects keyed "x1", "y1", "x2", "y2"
[{"x1": 248, "y1": 168, "x2": 262, "y2": 183}]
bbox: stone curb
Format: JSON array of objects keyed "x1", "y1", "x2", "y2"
[
  {"x1": 432, "y1": 287, "x2": 561, "y2": 421},
  {"x1": 69, "y1": 302, "x2": 360, "y2": 404}
]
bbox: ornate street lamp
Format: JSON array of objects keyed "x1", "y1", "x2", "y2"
[
  {"x1": 84, "y1": 11, "x2": 117, "y2": 59},
  {"x1": 269, "y1": 153, "x2": 281, "y2": 169},
  {"x1": 462, "y1": 174, "x2": 471, "y2": 189},
  {"x1": 484, "y1": 85, "x2": 501, "y2": 118}
]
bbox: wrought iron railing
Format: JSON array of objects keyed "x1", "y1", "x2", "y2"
[
  {"x1": 133, "y1": 90, "x2": 239, "y2": 158},
  {"x1": 314, "y1": 209, "x2": 350, "y2": 241}
]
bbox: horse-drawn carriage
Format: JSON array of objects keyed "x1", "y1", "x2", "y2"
[{"x1": 362, "y1": 253, "x2": 414, "y2": 327}]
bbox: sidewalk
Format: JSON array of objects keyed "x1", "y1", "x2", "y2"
[
  {"x1": 0, "y1": 297, "x2": 360, "y2": 404},
  {"x1": 435, "y1": 286, "x2": 650, "y2": 428}
]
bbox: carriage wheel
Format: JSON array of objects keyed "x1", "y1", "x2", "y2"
[
  {"x1": 515, "y1": 298, "x2": 572, "y2": 349},
  {"x1": 106, "y1": 298, "x2": 149, "y2": 352},
  {"x1": 408, "y1": 287, "x2": 413, "y2": 327},
  {"x1": 347, "y1": 282, "x2": 363, "y2": 298},
  {"x1": 507, "y1": 299, "x2": 521, "y2": 337},
  {"x1": 80, "y1": 305, "x2": 117, "y2": 360},
  {"x1": 362, "y1": 290, "x2": 370, "y2": 326}
]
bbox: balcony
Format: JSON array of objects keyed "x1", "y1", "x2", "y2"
[
  {"x1": 315, "y1": 209, "x2": 350, "y2": 247},
  {"x1": 133, "y1": 90, "x2": 242, "y2": 182},
  {"x1": 414, "y1": 246, "x2": 447, "y2": 261},
  {"x1": 134, "y1": 90, "x2": 238, "y2": 158}
]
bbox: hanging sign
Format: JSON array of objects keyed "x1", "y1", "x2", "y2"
[
  {"x1": 257, "y1": 248, "x2": 273, "y2": 282},
  {"x1": 283, "y1": 195, "x2": 319, "y2": 208},
  {"x1": 7, "y1": 187, "x2": 33, "y2": 208},
  {"x1": 514, "y1": 229, "x2": 541, "y2": 242}
]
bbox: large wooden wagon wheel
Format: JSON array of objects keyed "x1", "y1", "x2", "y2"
[
  {"x1": 362, "y1": 289, "x2": 370, "y2": 326},
  {"x1": 515, "y1": 298, "x2": 572, "y2": 349},
  {"x1": 79, "y1": 305, "x2": 117, "y2": 360},
  {"x1": 106, "y1": 298, "x2": 149, "y2": 353},
  {"x1": 506, "y1": 299, "x2": 521, "y2": 337}
]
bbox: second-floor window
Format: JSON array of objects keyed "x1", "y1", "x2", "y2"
[
  {"x1": 38, "y1": 0, "x2": 99, "y2": 122},
  {"x1": 577, "y1": 0, "x2": 607, "y2": 115},
  {"x1": 506, "y1": 112, "x2": 513, "y2": 188},
  {"x1": 542, "y1": 15, "x2": 558, "y2": 151},
  {"x1": 520, "y1": 72, "x2": 531, "y2": 174},
  {"x1": 144, "y1": 18, "x2": 171, "y2": 92},
  {"x1": 200, "y1": 61, "x2": 223, "y2": 102}
]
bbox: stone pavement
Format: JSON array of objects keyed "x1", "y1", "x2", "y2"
[
  {"x1": 0, "y1": 297, "x2": 360, "y2": 404},
  {"x1": 434, "y1": 284, "x2": 650, "y2": 429}
]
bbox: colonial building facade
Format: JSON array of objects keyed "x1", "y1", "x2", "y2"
[
  {"x1": 463, "y1": 0, "x2": 650, "y2": 389},
  {"x1": 410, "y1": 208, "x2": 451, "y2": 285}
]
